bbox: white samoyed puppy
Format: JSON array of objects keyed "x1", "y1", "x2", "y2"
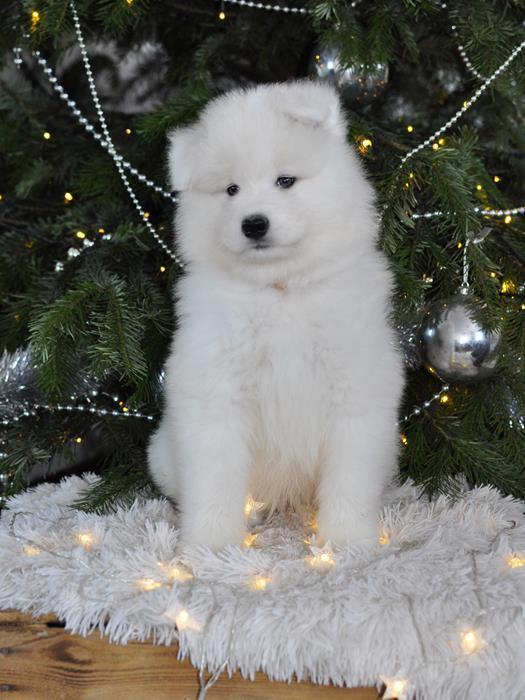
[{"x1": 148, "y1": 81, "x2": 405, "y2": 550}]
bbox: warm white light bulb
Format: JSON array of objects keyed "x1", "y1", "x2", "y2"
[
  {"x1": 137, "y1": 577, "x2": 163, "y2": 591},
  {"x1": 157, "y1": 561, "x2": 194, "y2": 582},
  {"x1": 23, "y1": 544, "x2": 41, "y2": 556},
  {"x1": 243, "y1": 533, "x2": 258, "y2": 547},
  {"x1": 76, "y1": 532, "x2": 94, "y2": 549},
  {"x1": 507, "y1": 553, "x2": 525, "y2": 568},
  {"x1": 379, "y1": 675, "x2": 408, "y2": 700},
  {"x1": 164, "y1": 606, "x2": 201, "y2": 631},
  {"x1": 251, "y1": 575, "x2": 271, "y2": 591},
  {"x1": 460, "y1": 629, "x2": 484, "y2": 655},
  {"x1": 308, "y1": 542, "x2": 335, "y2": 570}
]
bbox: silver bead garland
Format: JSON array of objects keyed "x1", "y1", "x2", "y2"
[
  {"x1": 214, "y1": 0, "x2": 362, "y2": 13},
  {"x1": 398, "y1": 36, "x2": 525, "y2": 169},
  {"x1": 69, "y1": 0, "x2": 183, "y2": 268},
  {"x1": 2, "y1": 396, "x2": 155, "y2": 427},
  {"x1": 15, "y1": 30, "x2": 524, "y2": 226},
  {"x1": 412, "y1": 204, "x2": 525, "y2": 220},
  {"x1": 218, "y1": 0, "x2": 308, "y2": 13},
  {"x1": 21, "y1": 50, "x2": 178, "y2": 205},
  {"x1": 3, "y1": 2, "x2": 523, "y2": 444},
  {"x1": 401, "y1": 385, "x2": 450, "y2": 423}
]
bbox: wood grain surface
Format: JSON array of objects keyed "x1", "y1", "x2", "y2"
[{"x1": 0, "y1": 611, "x2": 379, "y2": 699}]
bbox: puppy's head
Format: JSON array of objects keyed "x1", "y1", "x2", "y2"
[{"x1": 168, "y1": 81, "x2": 376, "y2": 281}]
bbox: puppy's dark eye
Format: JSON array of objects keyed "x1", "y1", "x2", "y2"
[
  {"x1": 226, "y1": 184, "x2": 240, "y2": 196},
  {"x1": 276, "y1": 176, "x2": 296, "y2": 189}
]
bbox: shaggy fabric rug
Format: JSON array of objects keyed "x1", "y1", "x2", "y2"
[{"x1": 1, "y1": 474, "x2": 524, "y2": 700}]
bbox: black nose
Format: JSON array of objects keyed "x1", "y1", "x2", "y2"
[{"x1": 242, "y1": 215, "x2": 269, "y2": 240}]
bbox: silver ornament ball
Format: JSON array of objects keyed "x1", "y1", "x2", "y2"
[
  {"x1": 419, "y1": 294, "x2": 501, "y2": 383},
  {"x1": 309, "y1": 47, "x2": 388, "y2": 106}
]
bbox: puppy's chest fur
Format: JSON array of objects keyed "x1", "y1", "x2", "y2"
[{"x1": 223, "y1": 285, "x2": 352, "y2": 505}]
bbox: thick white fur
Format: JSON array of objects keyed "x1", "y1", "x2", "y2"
[{"x1": 148, "y1": 81, "x2": 405, "y2": 550}]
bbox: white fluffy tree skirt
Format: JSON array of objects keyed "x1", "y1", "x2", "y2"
[{"x1": 1, "y1": 474, "x2": 524, "y2": 700}]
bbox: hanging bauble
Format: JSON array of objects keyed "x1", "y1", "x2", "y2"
[
  {"x1": 419, "y1": 294, "x2": 501, "y2": 383},
  {"x1": 308, "y1": 47, "x2": 388, "y2": 106}
]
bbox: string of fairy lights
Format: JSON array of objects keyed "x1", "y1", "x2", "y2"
[
  {"x1": 2, "y1": 5, "x2": 525, "y2": 698},
  {"x1": 6, "y1": 483, "x2": 525, "y2": 700},
  {"x1": 12, "y1": 34, "x2": 524, "y2": 231},
  {"x1": 2, "y1": 4, "x2": 523, "y2": 457}
]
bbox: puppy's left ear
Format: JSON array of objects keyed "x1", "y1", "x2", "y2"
[
  {"x1": 167, "y1": 126, "x2": 198, "y2": 192},
  {"x1": 277, "y1": 81, "x2": 346, "y2": 138}
]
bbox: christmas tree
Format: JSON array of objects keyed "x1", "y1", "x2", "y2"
[{"x1": 1, "y1": 0, "x2": 524, "y2": 512}]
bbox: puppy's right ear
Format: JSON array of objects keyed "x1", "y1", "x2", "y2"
[{"x1": 167, "y1": 126, "x2": 197, "y2": 192}]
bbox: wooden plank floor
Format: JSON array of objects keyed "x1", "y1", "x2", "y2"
[{"x1": 0, "y1": 611, "x2": 378, "y2": 699}]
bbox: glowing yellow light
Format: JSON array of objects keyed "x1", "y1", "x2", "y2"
[
  {"x1": 308, "y1": 543, "x2": 335, "y2": 570},
  {"x1": 380, "y1": 676, "x2": 408, "y2": 699},
  {"x1": 125, "y1": 0, "x2": 134, "y2": 4},
  {"x1": 507, "y1": 553, "x2": 525, "y2": 568},
  {"x1": 438, "y1": 137, "x2": 445, "y2": 145},
  {"x1": 460, "y1": 629, "x2": 485, "y2": 655},
  {"x1": 463, "y1": 100, "x2": 468, "y2": 108},
  {"x1": 176, "y1": 609, "x2": 189, "y2": 625},
  {"x1": 122, "y1": 406, "x2": 129, "y2": 413},
  {"x1": 476, "y1": 184, "x2": 483, "y2": 191},
  {"x1": 125, "y1": 128, "x2": 132, "y2": 135},
  {"x1": 156, "y1": 560, "x2": 193, "y2": 581},
  {"x1": 358, "y1": 137, "x2": 373, "y2": 154},
  {"x1": 64, "y1": 192, "x2": 73, "y2": 202},
  {"x1": 406, "y1": 125, "x2": 414, "y2": 133},
  {"x1": 164, "y1": 606, "x2": 201, "y2": 631},
  {"x1": 501, "y1": 279, "x2": 516, "y2": 294},
  {"x1": 75, "y1": 230, "x2": 86, "y2": 240},
  {"x1": 409, "y1": 172, "x2": 414, "y2": 179},
  {"x1": 0, "y1": 195, "x2": 3, "y2": 201},
  {"x1": 76, "y1": 532, "x2": 94, "y2": 549},
  {"x1": 432, "y1": 143, "x2": 439, "y2": 151},
  {"x1": 440, "y1": 394, "x2": 450, "y2": 404},
  {"x1": 457, "y1": 241, "x2": 463, "y2": 249},
  {"x1": 243, "y1": 533, "x2": 258, "y2": 548},
  {"x1": 315, "y1": 54, "x2": 321, "y2": 61},
  {"x1": 521, "y1": 304, "x2": 525, "y2": 311},
  {"x1": 24, "y1": 544, "x2": 41, "y2": 556},
  {"x1": 218, "y1": 10, "x2": 226, "y2": 19},
  {"x1": 489, "y1": 271, "x2": 497, "y2": 278},
  {"x1": 74, "y1": 436, "x2": 83, "y2": 443},
  {"x1": 176, "y1": 608, "x2": 200, "y2": 630},
  {"x1": 244, "y1": 496, "x2": 256, "y2": 516},
  {"x1": 143, "y1": 211, "x2": 150, "y2": 220},
  {"x1": 98, "y1": 227, "x2": 105, "y2": 234},
  {"x1": 504, "y1": 215, "x2": 512, "y2": 224},
  {"x1": 493, "y1": 175, "x2": 501, "y2": 183},
  {"x1": 137, "y1": 577, "x2": 163, "y2": 591},
  {"x1": 309, "y1": 517, "x2": 318, "y2": 533},
  {"x1": 251, "y1": 575, "x2": 271, "y2": 591},
  {"x1": 31, "y1": 10, "x2": 40, "y2": 30},
  {"x1": 400, "y1": 433, "x2": 408, "y2": 446},
  {"x1": 159, "y1": 266, "x2": 166, "y2": 273},
  {"x1": 43, "y1": 131, "x2": 51, "y2": 140},
  {"x1": 378, "y1": 528, "x2": 390, "y2": 546}
]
